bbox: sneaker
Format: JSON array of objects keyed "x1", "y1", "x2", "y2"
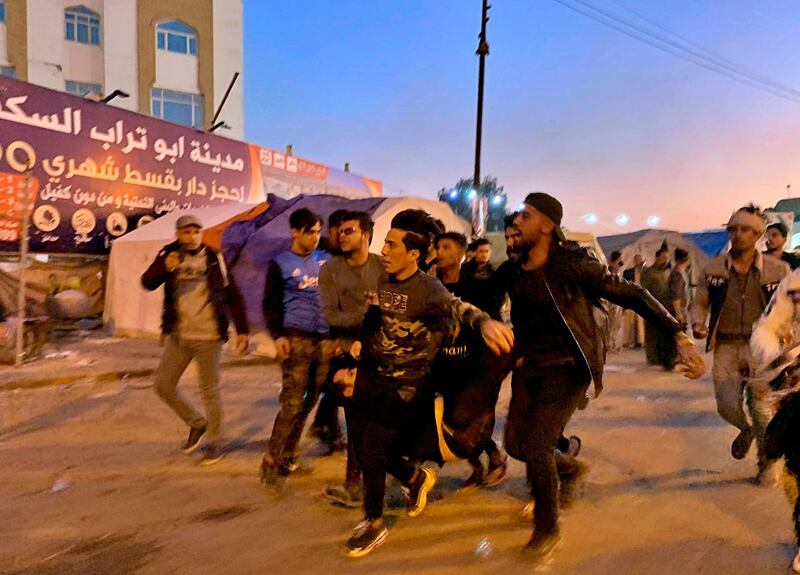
[
  {"x1": 406, "y1": 467, "x2": 437, "y2": 518},
  {"x1": 522, "y1": 528, "x2": 560, "y2": 562},
  {"x1": 566, "y1": 435, "x2": 582, "y2": 457},
  {"x1": 559, "y1": 459, "x2": 590, "y2": 509},
  {"x1": 182, "y1": 426, "x2": 207, "y2": 454},
  {"x1": 791, "y1": 547, "x2": 800, "y2": 573},
  {"x1": 344, "y1": 520, "x2": 389, "y2": 558},
  {"x1": 484, "y1": 454, "x2": 508, "y2": 488},
  {"x1": 754, "y1": 462, "x2": 779, "y2": 487},
  {"x1": 520, "y1": 500, "x2": 535, "y2": 522},
  {"x1": 260, "y1": 457, "x2": 280, "y2": 486},
  {"x1": 325, "y1": 484, "x2": 363, "y2": 508},
  {"x1": 460, "y1": 466, "x2": 484, "y2": 491},
  {"x1": 731, "y1": 428, "x2": 754, "y2": 460},
  {"x1": 199, "y1": 444, "x2": 224, "y2": 466}
]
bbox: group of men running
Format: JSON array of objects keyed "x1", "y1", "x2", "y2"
[{"x1": 248, "y1": 192, "x2": 705, "y2": 559}]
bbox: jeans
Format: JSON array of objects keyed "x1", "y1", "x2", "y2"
[{"x1": 155, "y1": 335, "x2": 223, "y2": 442}]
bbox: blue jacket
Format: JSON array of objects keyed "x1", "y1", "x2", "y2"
[{"x1": 263, "y1": 249, "x2": 330, "y2": 337}]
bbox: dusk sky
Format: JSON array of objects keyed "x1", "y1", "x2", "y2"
[{"x1": 243, "y1": 1, "x2": 800, "y2": 233}]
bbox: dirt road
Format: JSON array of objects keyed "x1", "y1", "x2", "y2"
[{"x1": 0, "y1": 350, "x2": 794, "y2": 574}]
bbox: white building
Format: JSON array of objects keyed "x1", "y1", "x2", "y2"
[{"x1": 0, "y1": 0, "x2": 244, "y2": 139}]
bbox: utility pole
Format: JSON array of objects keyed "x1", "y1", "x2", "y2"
[{"x1": 473, "y1": 0, "x2": 490, "y2": 192}]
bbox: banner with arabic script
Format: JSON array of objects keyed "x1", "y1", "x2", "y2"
[{"x1": 0, "y1": 77, "x2": 381, "y2": 254}]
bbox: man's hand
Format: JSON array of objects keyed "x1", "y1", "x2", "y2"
[
  {"x1": 480, "y1": 319, "x2": 514, "y2": 355},
  {"x1": 235, "y1": 334, "x2": 249, "y2": 354},
  {"x1": 349, "y1": 340, "x2": 362, "y2": 359},
  {"x1": 164, "y1": 252, "x2": 181, "y2": 272},
  {"x1": 692, "y1": 323, "x2": 707, "y2": 340},
  {"x1": 676, "y1": 333, "x2": 705, "y2": 379},
  {"x1": 275, "y1": 337, "x2": 291, "y2": 360},
  {"x1": 333, "y1": 368, "x2": 357, "y2": 398}
]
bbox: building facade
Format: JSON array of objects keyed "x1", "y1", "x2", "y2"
[{"x1": 0, "y1": 0, "x2": 244, "y2": 139}]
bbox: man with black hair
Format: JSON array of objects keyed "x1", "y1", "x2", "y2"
[
  {"x1": 336, "y1": 209, "x2": 513, "y2": 557},
  {"x1": 497, "y1": 192, "x2": 704, "y2": 561},
  {"x1": 310, "y1": 208, "x2": 356, "y2": 449},
  {"x1": 433, "y1": 231, "x2": 509, "y2": 488},
  {"x1": 765, "y1": 220, "x2": 800, "y2": 270},
  {"x1": 607, "y1": 251, "x2": 625, "y2": 353},
  {"x1": 692, "y1": 204, "x2": 789, "y2": 484},
  {"x1": 668, "y1": 248, "x2": 691, "y2": 330},
  {"x1": 261, "y1": 208, "x2": 333, "y2": 484},
  {"x1": 318, "y1": 210, "x2": 383, "y2": 507},
  {"x1": 504, "y1": 212, "x2": 522, "y2": 261}
]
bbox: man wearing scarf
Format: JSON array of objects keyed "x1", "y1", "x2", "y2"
[{"x1": 691, "y1": 205, "x2": 789, "y2": 485}]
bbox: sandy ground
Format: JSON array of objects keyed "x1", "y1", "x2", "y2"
[{"x1": 0, "y1": 348, "x2": 796, "y2": 575}]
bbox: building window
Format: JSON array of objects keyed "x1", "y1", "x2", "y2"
[
  {"x1": 65, "y1": 6, "x2": 101, "y2": 46},
  {"x1": 0, "y1": 1, "x2": 6, "y2": 23},
  {"x1": 65, "y1": 80, "x2": 102, "y2": 97},
  {"x1": 1, "y1": 66, "x2": 14, "y2": 78},
  {"x1": 156, "y1": 21, "x2": 197, "y2": 56},
  {"x1": 151, "y1": 88, "x2": 204, "y2": 129}
]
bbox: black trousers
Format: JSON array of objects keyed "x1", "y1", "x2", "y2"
[
  {"x1": 505, "y1": 363, "x2": 588, "y2": 534},
  {"x1": 350, "y1": 376, "x2": 426, "y2": 520}
]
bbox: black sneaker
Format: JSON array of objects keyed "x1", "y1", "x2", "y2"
[
  {"x1": 344, "y1": 520, "x2": 388, "y2": 558},
  {"x1": 406, "y1": 467, "x2": 436, "y2": 518},
  {"x1": 459, "y1": 465, "x2": 484, "y2": 491},
  {"x1": 324, "y1": 484, "x2": 363, "y2": 508},
  {"x1": 523, "y1": 528, "x2": 560, "y2": 562},
  {"x1": 182, "y1": 426, "x2": 207, "y2": 454},
  {"x1": 199, "y1": 444, "x2": 224, "y2": 466},
  {"x1": 484, "y1": 454, "x2": 508, "y2": 487},
  {"x1": 731, "y1": 428, "x2": 754, "y2": 460}
]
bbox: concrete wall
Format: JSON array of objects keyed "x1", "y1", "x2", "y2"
[
  {"x1": 5, "y1": 0, "x2": 28, "y2": 79},
  {"x1": 62, "y1": 0, "x2": 104, "y2": 89},
  {"x1": 0, "y1": 22, "x2": 8, "y2": 66},
  {"x1": 26, "y1": 0, "x2": 62, "y2": 89},
  {"x1": 212, "y1": 0, "x2": 243, "y2": 139},
  {"x1": 154, "y1": 47, "x2": 198, "y2": 93},
  {"x1": 102, "y1": 0, "x2": 138, "y2": 110}
]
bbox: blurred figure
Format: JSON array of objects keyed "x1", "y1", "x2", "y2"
[
  {"x1": 606, "y1": 251, "x2": 625, "y2": 353},
  {"x1": 668, "y1": 248, "x2": 691, "y2": 330},
  {"x1": 642, "y1": 245, "x2": 675, "y2": 369},
  {"x1": 765, "y1": 220, "x2": 800, "y2": 270},
  {"x1": 622, "y1": 254, "x2": 646, "y2": 348}
]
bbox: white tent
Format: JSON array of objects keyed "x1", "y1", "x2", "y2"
[
  {"x1": 103, "y1": 197, "x2": 470, "y2": 338},
  {"x1": 103, "y1": 204, "x2": 257, "y2": 338}
]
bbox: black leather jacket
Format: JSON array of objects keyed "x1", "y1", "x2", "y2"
[{"x1": 496, "y1": 242, "x2": 683, "y2": 389}]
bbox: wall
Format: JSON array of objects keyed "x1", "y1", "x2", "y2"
[
  {"x1": 212, "y1": 0, "x2": 242, "y2": 139},
  {"x1": 137, "y1": 0, "x2": 213, "y2": 122},
  {"x1": 26, "y1": 0, "x2": 63, "y2": 89},
  {"x1": 5, "y1": 0, "x2": 27, "y2": 79},
  {"x1": 102, "y1": 0, "x2": 138, "y2": 110}
]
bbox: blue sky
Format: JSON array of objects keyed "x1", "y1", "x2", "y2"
[{"x1": 243, "y1": 1, "x2": 800, "y2": 232}]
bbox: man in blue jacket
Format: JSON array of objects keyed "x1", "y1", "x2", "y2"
[{"x1": 261, "y1": 208, "x2": 333, "y2": 484}]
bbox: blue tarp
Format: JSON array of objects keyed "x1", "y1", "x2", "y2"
[{"x1": 683, "y1": 230, "x2": 728, "y2": 257}]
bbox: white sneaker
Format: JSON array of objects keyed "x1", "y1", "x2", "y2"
[{"x1": 791, "y1": 547, "x2": 800, "y2": 574}]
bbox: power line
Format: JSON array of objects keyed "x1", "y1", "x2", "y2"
[{"x1": 550, "y1": 0, "x2": 800, "y2": 103}]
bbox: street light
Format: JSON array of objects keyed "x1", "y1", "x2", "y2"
[
  {"x1": 491, "y1": 194, "x2": 503, "y2": 206},
  {"x1": 468, "y1": 189, "x2": 478, "y2": 200},
  {"x1": 449, "y1": 189, "x2": 459, "y2": 200},
  {"x1": 647, "y1": 215, "x2": 660, "y2": 226},
  {"x1": 582, "y1": 213, "x2": 598, "y2": 224},
  {"x1": 616, "y1": 214, "x2": 630, "y2": 226}
]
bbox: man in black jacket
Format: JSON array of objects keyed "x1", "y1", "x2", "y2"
[
  {"x1": 501, "y1": 193, "x2": 705, "y2": 561},
  {"x1": 141, "y1": 215, "x2": 249, "y2": 465}
]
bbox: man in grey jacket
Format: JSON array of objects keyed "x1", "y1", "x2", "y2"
[
  {"x1": 319, "y1": 210, "x2": 383, "y2": 507},
  {"x1": 691, "y1": 204, "x2": 789, "y2": 484}
]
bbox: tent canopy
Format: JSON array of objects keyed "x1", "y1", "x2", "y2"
[
  {"x1": 598, "y1": 229, "x2": 710, "y2": 286},
  {"x1": 104, "y1": 195, "x2": 471, "y2": 337}
]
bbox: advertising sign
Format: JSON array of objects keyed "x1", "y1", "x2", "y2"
[{"x1": 0, "y1": 77, "x2": 381, "y2": 254}]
